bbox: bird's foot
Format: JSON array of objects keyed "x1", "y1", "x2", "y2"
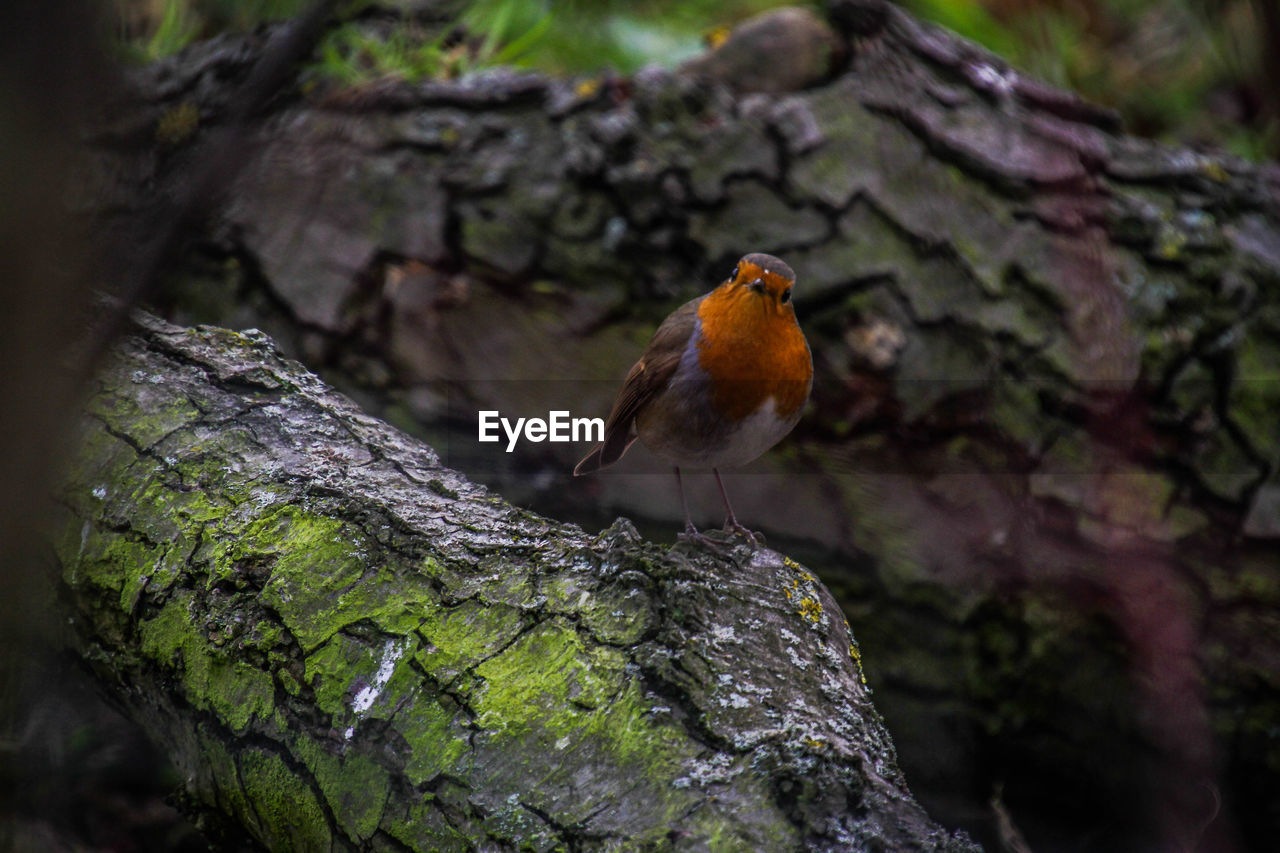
[
  {"x1": 677, "y1": 522, "x2": 730, "y2": 551},
  {"x1": 723, "y1": 519, "x2": 766, "y2": 547}
]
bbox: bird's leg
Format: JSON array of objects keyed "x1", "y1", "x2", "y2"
[
  {"x1": 674, "y1": 466, "x2": 717, "y2": 547},
  {"x1": 714, "y1": 468, "x2": 764, "y2": 545},
  {"x1": 675, "y1": 466, "x2": 706, "y2": 537}
]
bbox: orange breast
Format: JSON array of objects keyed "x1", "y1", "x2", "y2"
[{"x1": 695, "y1": 284, "x2": 812, "y2": 422}]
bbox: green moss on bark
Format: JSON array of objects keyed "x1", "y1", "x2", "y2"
[{"x1": 139, "y1": 591, "x2": 276, "y2": 733}]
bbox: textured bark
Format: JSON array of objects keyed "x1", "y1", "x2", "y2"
[
  {"x1": 79, "y1": 0, "x2": 1280, "y2": 848},
  {"x1": 55, "y1": 313, "x2": 977, "y2": 852}
]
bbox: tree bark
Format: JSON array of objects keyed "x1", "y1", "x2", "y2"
[
  {"x1": 54, "y1": 313, "x2": 977, "y2": 852},
  {"x1": 78, "y1": 0, "x2": 1280, "y2": 848}
]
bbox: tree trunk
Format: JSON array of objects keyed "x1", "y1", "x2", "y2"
[
  {"x1": 54, "y1": 312, "x2": 977, "y2": 852},
  {"x1": 78, "y1": 0, "x2": 1280, "y2": 848}
]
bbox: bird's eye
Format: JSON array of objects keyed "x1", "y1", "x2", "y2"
[
  {"x1": 731, "y1": 265, "x2": 740, "y2": 281},
  {"x1": 780, "y1": 288, "x2": 792, "y2": 304}
]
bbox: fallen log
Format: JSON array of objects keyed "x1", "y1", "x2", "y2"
[{"x1": 54, "y1": 313, "x2": 978, "y2": 851}]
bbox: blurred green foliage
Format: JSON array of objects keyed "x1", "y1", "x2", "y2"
[
  {"x1": 110, "y1": 0, "x2": 1275, "y2": 160},
  {"x1": 900, "y1": 0, "x2": 1275, "y2": 160},
  {"x1": 314, "y1": 19, "x2": 454, "y2": 84},
  {"x1": 311, "y1": 1, "x2": 561, "y2": 84},
  {"x1": 307, "y1": 0, "x2": 797, "y2": 83},
  {"x1": 454, "y1": 0, "x2": 801, "y2": 74},
  {"x1": 114, "y1": 0, "x2": 311, "y2": 60}
]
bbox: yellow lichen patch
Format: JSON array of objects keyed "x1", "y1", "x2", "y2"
[
  {"x1": 797, "y1": 596, "x2": 822, "y2": 624},
  {"x1": 1155, "y1": 227, "x2": 1186, "y2": 260},
  {"x1": 704, "y1": 25, "x2": 731, "y2": 49},
  {"x1": 156, "y1": 101, "x2": 199, "y2": 146},
  {"x1": 802, "y1": 736, "x2": 826, "y2": 749},
  {"x1": 574, "y1": 78, "x2": 601, "y2": 98},
  {"x1": 783, "y1": 557, "x2": 817, "y2": 584},
  {"x1": 1202, "y1": 161, "x2": 1229, "y2": 182},
  {"x1": 849, "y1": 642, "x2": 867, "y2": 685}
]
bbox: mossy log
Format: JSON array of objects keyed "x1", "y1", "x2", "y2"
[
  {"x1": 80, "y1": 0, "x2": 1280, "y2": 847},
  {"x1": 53, "y1": 313, "x2": 978, "y2": 852}
]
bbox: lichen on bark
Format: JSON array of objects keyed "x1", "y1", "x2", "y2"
[{"x1": 54, "y1": 314, "x2": 976, "y2": 851}]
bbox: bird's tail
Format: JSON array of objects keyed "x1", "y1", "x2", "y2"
[{"x1": 573, "y1": 432, "x2": 637, "y2": 476}]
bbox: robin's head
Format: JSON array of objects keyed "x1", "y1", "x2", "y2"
[{"x1": 726, "y1": 253, "x2": 796, "y2": 309}]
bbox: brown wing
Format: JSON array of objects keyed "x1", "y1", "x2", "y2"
[{"x1": 574, "y1": 296, "x2": 703, "y2": 475}]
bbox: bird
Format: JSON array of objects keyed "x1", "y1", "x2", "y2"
[{"x1": 574, "y1": 252, "x2": 812, "y2": 545}]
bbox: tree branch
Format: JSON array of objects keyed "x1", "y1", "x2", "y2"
[{"x1": 54, "y1": 313, "x2": 977, "y2": 852}]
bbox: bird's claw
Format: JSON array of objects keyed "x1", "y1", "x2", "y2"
[
  {"x1": 677, "y1": 523, "x2": 736, "y2": 552},
  {"x1": 723, "y1": 520, "x2": 765, "y2": 547},
  {"x1": 676, "y1": 520, "x2": 764, "y2": 552}
]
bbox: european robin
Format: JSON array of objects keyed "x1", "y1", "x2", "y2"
[{"x1": 575, "y1": 253, "x2": 812, "y2": 544}]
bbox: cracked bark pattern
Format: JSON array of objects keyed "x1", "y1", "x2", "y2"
[
  {"x1": 79, "y1": 0, "x2": 1280, "y2": 847},
  {"x1": 89, "y1": 2, "x2": 1280, "y2": 518},
  {"x1": 55, "y1": 314, "x2": 977, "y2": 852}
]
